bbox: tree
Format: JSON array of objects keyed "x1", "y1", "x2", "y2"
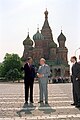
[
  {"x1": 5, "y1": 68, "x2": 21, "y2": 82},
  {"x1": 0, "y1": 53, "x2": 23, "y2": 82}
]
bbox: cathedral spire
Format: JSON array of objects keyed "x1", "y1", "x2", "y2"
[
  {"x1": 41, "y1": 9, "x2": 53, "y2": 42},
  {"x1": 44, "y1": 8, "x2": 48, "y2": 20},
  {"x1": 61, "y1": 26, "x2": 63, "y2": 33},
  {"x1": 27, "y1": 28, "x2": 29, "y2": 38},
  {"x1": 37, "y1": 24, "x2": 39, "y2": 33}
]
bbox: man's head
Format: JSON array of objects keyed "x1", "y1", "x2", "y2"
[
  {"x1": 40, "y1": 58, "x2": 46, "y2": 65},
  {"x1": 27, "y1": 57, "x2": 33, "y2": 64},
  {"x1": 70, "y1": 56, "x2": 77, "y2": 63}
]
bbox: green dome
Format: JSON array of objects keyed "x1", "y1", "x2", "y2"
[
  {"x1": 58, "y1": 31, "x2": 66, "y2": 41},
  {"x1": 49, "y1": 41, "x2": 57, "y2": 48},
  {"x1": 33, "y1": 29, "x2": 44, "y2": 40},
  {"x1": 23, "y1": 34, "x2": 33, "y2": 46}
]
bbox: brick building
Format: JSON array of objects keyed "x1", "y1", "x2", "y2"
[{"x1": 22, "y1": 9, "x2": 70, "y2": 79}]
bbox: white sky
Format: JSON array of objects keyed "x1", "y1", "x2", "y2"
[{"x1": 0, "y1": 0, "x2": 80, "y2": 64}]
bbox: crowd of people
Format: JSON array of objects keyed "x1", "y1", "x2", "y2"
[{"x1": 51, "y1": 77, "x2": 70, "y2": 83}]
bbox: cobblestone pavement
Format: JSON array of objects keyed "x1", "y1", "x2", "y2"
[{"x1": 0, "y1": 82, "x2": 80, "y2": 120}]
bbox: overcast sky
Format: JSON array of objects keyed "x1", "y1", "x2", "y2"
[{"x1": 0, "y1": 0, "x2": 80, "y2": 64}]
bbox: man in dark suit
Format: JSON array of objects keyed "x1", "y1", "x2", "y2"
[
  {"x1": 22, "y1": 57, "x2": 35, "y2": 104},
  {"x1": 70, "y1": 56, "x2": 80, "y2": 107}
]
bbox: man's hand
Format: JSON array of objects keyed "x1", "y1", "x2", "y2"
[
  {"x1": 37, "y1": 73, "x2": 44, "y2": 78},
  {"x1": 76, "y1": 78, "x2": 78, "y2": 80}
]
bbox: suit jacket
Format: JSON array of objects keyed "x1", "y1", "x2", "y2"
[
  {"x1": 38, "y1": 64, "x2": 51, "y2": 83},
  {"x1": 22, "y1": 63, "x2": 35, "y2": 82},
  {"x1": 72, "y1": 62, "x2": 80, "y2": 80}
]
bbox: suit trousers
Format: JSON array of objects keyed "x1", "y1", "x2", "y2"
[
  {"x1": 72, "y1": 79, "x2": 80, "y2": 104},
  {"x1": 24, "y1": 78, "x2": 34, "y2": 102},
  {"x1": 39, "y1": 80, "x2": 48, "y2": 102}
]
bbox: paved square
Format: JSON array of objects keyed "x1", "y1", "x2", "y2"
[{"x1": 0, "y1": 83, "x2": 80, "y2": 120}]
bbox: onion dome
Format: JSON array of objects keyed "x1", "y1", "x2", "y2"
[
  {"x1": 58, "y1": 30, "x2": 66, "y2": 42},
  {"x1": 33, "y1": 28, "x2": 44, "y2": 40},
  {"x1": 23, "y1": 32, "x2": 33, "y2": 46},
  {"x1": 49, "y1": 41, "x2": 57, "y2": 48}
]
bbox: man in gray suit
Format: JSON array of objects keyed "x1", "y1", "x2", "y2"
[{"x1": 37, "y1": 58, "x2": 51, "y2": 104}]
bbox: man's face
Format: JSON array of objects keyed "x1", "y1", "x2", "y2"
[
  {"x1": 29, "y1": 58, "x2": 33, "y2": 64},
  {"x1": 70, "y1": 58, "x2": 75, "y2": 63},
  {"x1": 40, "y1": 60, "x2": 44, "y2": 65}
]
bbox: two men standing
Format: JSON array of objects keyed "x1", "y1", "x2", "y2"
[
  {"x1": 70, "y1": 56, "x2": 80, "y2": 107},
  {"x1": 22, "y1": 57, "x2": 50, "y2": 104}
]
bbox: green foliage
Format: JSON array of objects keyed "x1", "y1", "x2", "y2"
[
  {"x1": 5, "y1": 68, "x2": 21, "y2": 82},
  {"x1": 0, "y1": 63, "x2": 4, "y2": 77},
  {"x1": 0, "y1": 53, "x2": 23, "y2": 81}
]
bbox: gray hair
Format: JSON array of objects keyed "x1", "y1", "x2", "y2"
[{"x1": 40, "y1": 58, "x2": 46, "y2": 62}]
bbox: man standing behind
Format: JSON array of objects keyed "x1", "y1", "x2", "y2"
[
  {"x1": 70, "y1": 56, "x2": 80, "y2": 107},
  {"x1": 37, "y1": 58, "x2": 51, "y2": 104},
  {"x1": 22, "y1": 57, "x2": 35, "y2": 104}
]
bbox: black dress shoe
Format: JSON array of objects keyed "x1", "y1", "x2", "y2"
[
  {"x1": 38, "y1": 101, "x2": 43, "y2": 103},
  {"x1": 30, "y1": 101, "x2": 34, "y2": 103},
  {"x1": 76, "y1": 104, "x2": 80, "y2": 108},
  {"x1": 71, "y1": 103, "x2": 76, "y2": 106},
  {"x1": 25, "y1": 101, "x2": 28, "y2": 104},
  {"x1": 45, "y1": 102, "x2": 48, "y2": 104}
]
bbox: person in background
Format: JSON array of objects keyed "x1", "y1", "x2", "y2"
[
  {"x1": 70, "y1": 56, "x2": 80, "y2": 107},
  {"x1": 78, "y1": 55, "x2": 80, "y2": 63},
  {"x1": 21, "y1": 57, "x2": 35, "y2": 104},
  {"x1": 37, "y1": 58, "x2": 51, "y2": 104}
]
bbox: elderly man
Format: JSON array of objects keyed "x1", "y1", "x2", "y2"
[{"x1": 37, "y1": 58, "x2": 51, "y2": 104}]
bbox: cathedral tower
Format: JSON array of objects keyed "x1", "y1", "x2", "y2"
[
  {"x1": 22, "y1": 32, "x2": 33, "y2": 61},
  {"x1": 57, "y1": 30, "x2": 68, "y2": 64},
  {"x1": 41, "y1": 9, "x2": 57, "y2": 59}
]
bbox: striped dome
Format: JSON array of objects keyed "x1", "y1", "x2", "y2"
[{"x1": 33, "y1": 29, "x2": 44, "y2": 40}]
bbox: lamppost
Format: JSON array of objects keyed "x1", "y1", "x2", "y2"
[{"x1": 75, "y1": 48, "x2": 80, "y2": 56}]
